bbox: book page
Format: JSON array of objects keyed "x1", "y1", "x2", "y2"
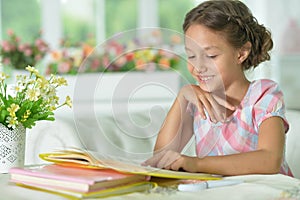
[{"x1": 40, "y1": 148, "x2": 221, "y2": 180}]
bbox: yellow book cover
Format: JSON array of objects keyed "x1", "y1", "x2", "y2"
[{"x1": 39, "y1": 148, "x2": 221, "y2": 180}]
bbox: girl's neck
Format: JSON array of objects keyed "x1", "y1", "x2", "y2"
[{"x1": 225, "y1": 77, "x2": 250, "y2": 108}]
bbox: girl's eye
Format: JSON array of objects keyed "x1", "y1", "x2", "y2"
[
  {"x1": 207, "y1": 55, "x2": 218, "y2": 59},
  {"x1": 188, "y1": 55, "x2": 195, "y2": 59}
]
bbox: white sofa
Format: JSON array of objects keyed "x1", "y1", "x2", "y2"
[
  {"x1": 285, "y1": 109, "x2": 300, "y2": 178},
  {"x1": 26, "y1": 107, "x2": 300, "y2": 179}
]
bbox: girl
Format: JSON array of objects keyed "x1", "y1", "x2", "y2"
[{"x1": 143, "y1": 0, "x2": 293, "y2": 176}]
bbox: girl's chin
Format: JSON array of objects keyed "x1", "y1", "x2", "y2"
[
  {"x1": 198, "y1": 83, "x2": 224, "y2": 94},
  {"x1": 198, "y1": 84, "x2": 213, "y2": 92}
]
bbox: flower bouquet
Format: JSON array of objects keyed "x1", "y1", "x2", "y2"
[
  {"x1": 0, "y1": 66, "x2": 72, "y2": 172},
  {"x1": 0, "y1": 29, "x2": 49, "y2": 70},
  {"x1": 0, "y1": 66, "x2": 72, "y2": 130}
]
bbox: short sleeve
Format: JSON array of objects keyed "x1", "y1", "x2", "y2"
[{"x1": 253, "y1": 80, "x2": 289, "y2": 133}]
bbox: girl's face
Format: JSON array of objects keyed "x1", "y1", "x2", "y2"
[{"x1": 184, "y1": 24, "x2": 245, "y2": 93}]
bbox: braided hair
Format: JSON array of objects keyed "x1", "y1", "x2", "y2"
[{"x1": 183, "y1": 0, "x2": 273, "y2": 70}]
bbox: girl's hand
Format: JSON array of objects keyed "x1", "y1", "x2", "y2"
[
  {"x1": 142, "y1": 150, "x2": 200, "y2": 172},
  {"x1": 142, "y1": 150, "x2": 181, "y2": 169},
  {"x1": 179, "y1": 84, "x2": 235, "y2": 123}
]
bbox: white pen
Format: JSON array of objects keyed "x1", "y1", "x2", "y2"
[{"x1": 178, "y1": 179, "x2": 244, "y2": 192}]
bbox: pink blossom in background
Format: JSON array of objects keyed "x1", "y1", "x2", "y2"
[
  {"x1": 24, "y1": 49, "x2": 32, "y2": 56},
  {"x1": 114, "y1": 56, "x2": 127, "y2": 67},
  {"x1": 15, "y1": 37, "x2": 20, "y2": 43},
  {"x1": 18, "y1": 44, "x2": 26, "y2": 52},
  {"x1": 7, "y1": 29, "x2": 14, "y2": 36},
  {"x1": 35, "y1": 39, "x2": 43, "y2": 46},
  {"x1": 35, "y1": 54, "x2": 42, "y2": 61},
  {"x1": 91, "y1": 59, "x2": 100, "y2": 71},
  {"x1": 0, "y1": 29, "x2": 50, "y2": 69},
  {"x1": 1, "y1": 41, "x2": 11, "y2": 52},
  {"x1": 102, "y1": 54, "x2": 110, "y2": 67},
  {"x1": 58, "y1": 62, "x2": 71, "y2": 73},
  {"x1": 3, "y1": 58, "x2": 11, "y2": 65}
]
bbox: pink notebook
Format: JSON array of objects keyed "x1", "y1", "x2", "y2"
[{"x1": 9, "y1": 164, "x2": 148, "y2": 193}]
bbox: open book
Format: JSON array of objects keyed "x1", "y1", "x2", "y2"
[{"x1": 39, "y1": 148, "x2": 221, "y2": 180}]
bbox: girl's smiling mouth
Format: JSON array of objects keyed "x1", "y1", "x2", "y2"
[{"x1": 197, "y1": 75, "x2": 214, "y2": 84}]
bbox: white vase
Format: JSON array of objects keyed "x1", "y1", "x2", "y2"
[{"x1": 0, "y1": 124, "x2": 26, "y2": 173}]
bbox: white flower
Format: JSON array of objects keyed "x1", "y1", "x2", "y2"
[
  {"x1": 6, "y1": 116, "x2": 18, "y2": 129},
  {"x1": 0, "y1": 72, "x2": 9, "y2": 81},
  {"x1": 26, "y1": 88, "x2": 40, "y2": 101},
  {"x1": 13, "y1": 84, "x2": 25, "y2": 93},
  {"x1": 26, "y1": 65, "x2": 39, "y2": 75},
  {"x1": 65, "y1": 96, "x2": 72, "y2": 108},
  {"x1": 7, "y1": 103, "x2": 20, "y2": 117}
]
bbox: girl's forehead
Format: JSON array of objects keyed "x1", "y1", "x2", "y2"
[{"x1": 184, "y1": 25, "x2": 229, "y2": 50}]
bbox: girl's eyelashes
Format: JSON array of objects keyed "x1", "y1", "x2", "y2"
[
  {"x1": 187, "y1": 55, "x2": 196, "y2": 59},
  {"x1": 207, "y1": 55, "x2": 218, "y2": 59},
  {"x1": 187, "y1": 55, "x2": 218, "y2": 60}
]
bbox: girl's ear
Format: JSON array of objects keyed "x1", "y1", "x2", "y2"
[{"x1": 237, "y1": 42, "x2": 251, "y2": 64}]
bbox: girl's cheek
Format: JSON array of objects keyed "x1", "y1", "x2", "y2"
[{"x1": 187, "y1": 64, "x2": 194, "y2": 74}]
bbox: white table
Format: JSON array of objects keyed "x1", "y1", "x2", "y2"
[{"x1": 1, "y1": 173, "x2": 299, "y2": 200}]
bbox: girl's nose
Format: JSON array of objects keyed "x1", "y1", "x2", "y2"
[{"x1": 193, "y1": 63, "x2": 207, "y2": 74}]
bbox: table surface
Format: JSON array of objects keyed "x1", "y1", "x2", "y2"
[{"x1": 1, "y1": 172, "x2": 300, "y2": 200}]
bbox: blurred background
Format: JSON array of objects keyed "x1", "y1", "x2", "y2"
[{"x1": 0, "y1": 0, "x2": 300, "y2": 109}]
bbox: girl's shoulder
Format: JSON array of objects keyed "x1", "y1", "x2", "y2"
[
  {"x1": 245, "y1": 79, "x2": 283, "y2": 105},
  {"x1": 250, "y1": 79, "x2": 280, "y2": 90}
]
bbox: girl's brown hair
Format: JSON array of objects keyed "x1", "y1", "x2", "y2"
[{"x1": 183, "y1": 0, "x2": 273, "y2": 70}]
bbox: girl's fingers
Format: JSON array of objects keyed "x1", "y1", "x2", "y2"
[
  {"x1": 203, "y1": 94, "x2": 226, "y2": 123},
  {"x1": 181, "y1": 84, "x2": 235, "y2": 123},
  {"x1": 197, "y1": 93, "x2": 218, "y2": 123},
  {"x1": 206, "y1": 95, "x2": 227, "y2": 122},
  {"x1": 156, "y1": 151, "x2": 181, "y2": 169},
  {"x1": 213, "y1": 94, "x2": 236, "y2": 111},
  {"x1": 196, "y1": 101, "x2": 206, "y2": 120},
  {"x1": 142, "y1": 151, "x2": 164, "y2": 167}
]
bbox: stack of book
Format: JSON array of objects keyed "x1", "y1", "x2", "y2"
[
  {"x1": 9, "y1": 148, "x2": 221, "y2": 199},
  {"x1": 9, "y1": 164, "x2": 154, "y2": 199}
]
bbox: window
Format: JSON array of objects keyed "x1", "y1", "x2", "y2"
[
  {"x1": 105, "y1": 0, "x2": 137, "y2": 38},
  {"x1": 1, "y1": 0, "x2": 41, "y2": 41},
  {"x1": 61, "y1": 0, "x2": 96, "y2": 45},
  {"x1": 159, "y1": 0, "x2": 195, "y2": 33}
]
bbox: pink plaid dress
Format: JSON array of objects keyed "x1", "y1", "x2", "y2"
[{"x1": 191, "y1": 79, "x2": 293, "y2": 176}]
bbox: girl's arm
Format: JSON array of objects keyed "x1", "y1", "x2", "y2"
[
  {"x1": 153, "y1": 88, "x2": 194, "y2": 154},
  {"x1": 167, "y1": 116, "x2": 285, "y2": 175},
  {"x1": 154, "y1": 83, "x2": 235, "y2": 153},
  {"x1": 144, "y1": 84, "x2": 236, "y2": 168}
]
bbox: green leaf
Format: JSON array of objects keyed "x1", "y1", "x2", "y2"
[
  {"x1": 0, "y1": 109, "x2": 9, "y2": 123},
  {"x1": 0, "y1": 93, "x2": 7, "y2": 105},
  {"x1": 22, "y1": 119, "x2": 36, "y2": 129},
  {"x1": 45, "y1": 117, "x2": 55, "y2": 121},
  {"x1": 30, "y1": 98, "x2": 44, "y2": 113}
]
